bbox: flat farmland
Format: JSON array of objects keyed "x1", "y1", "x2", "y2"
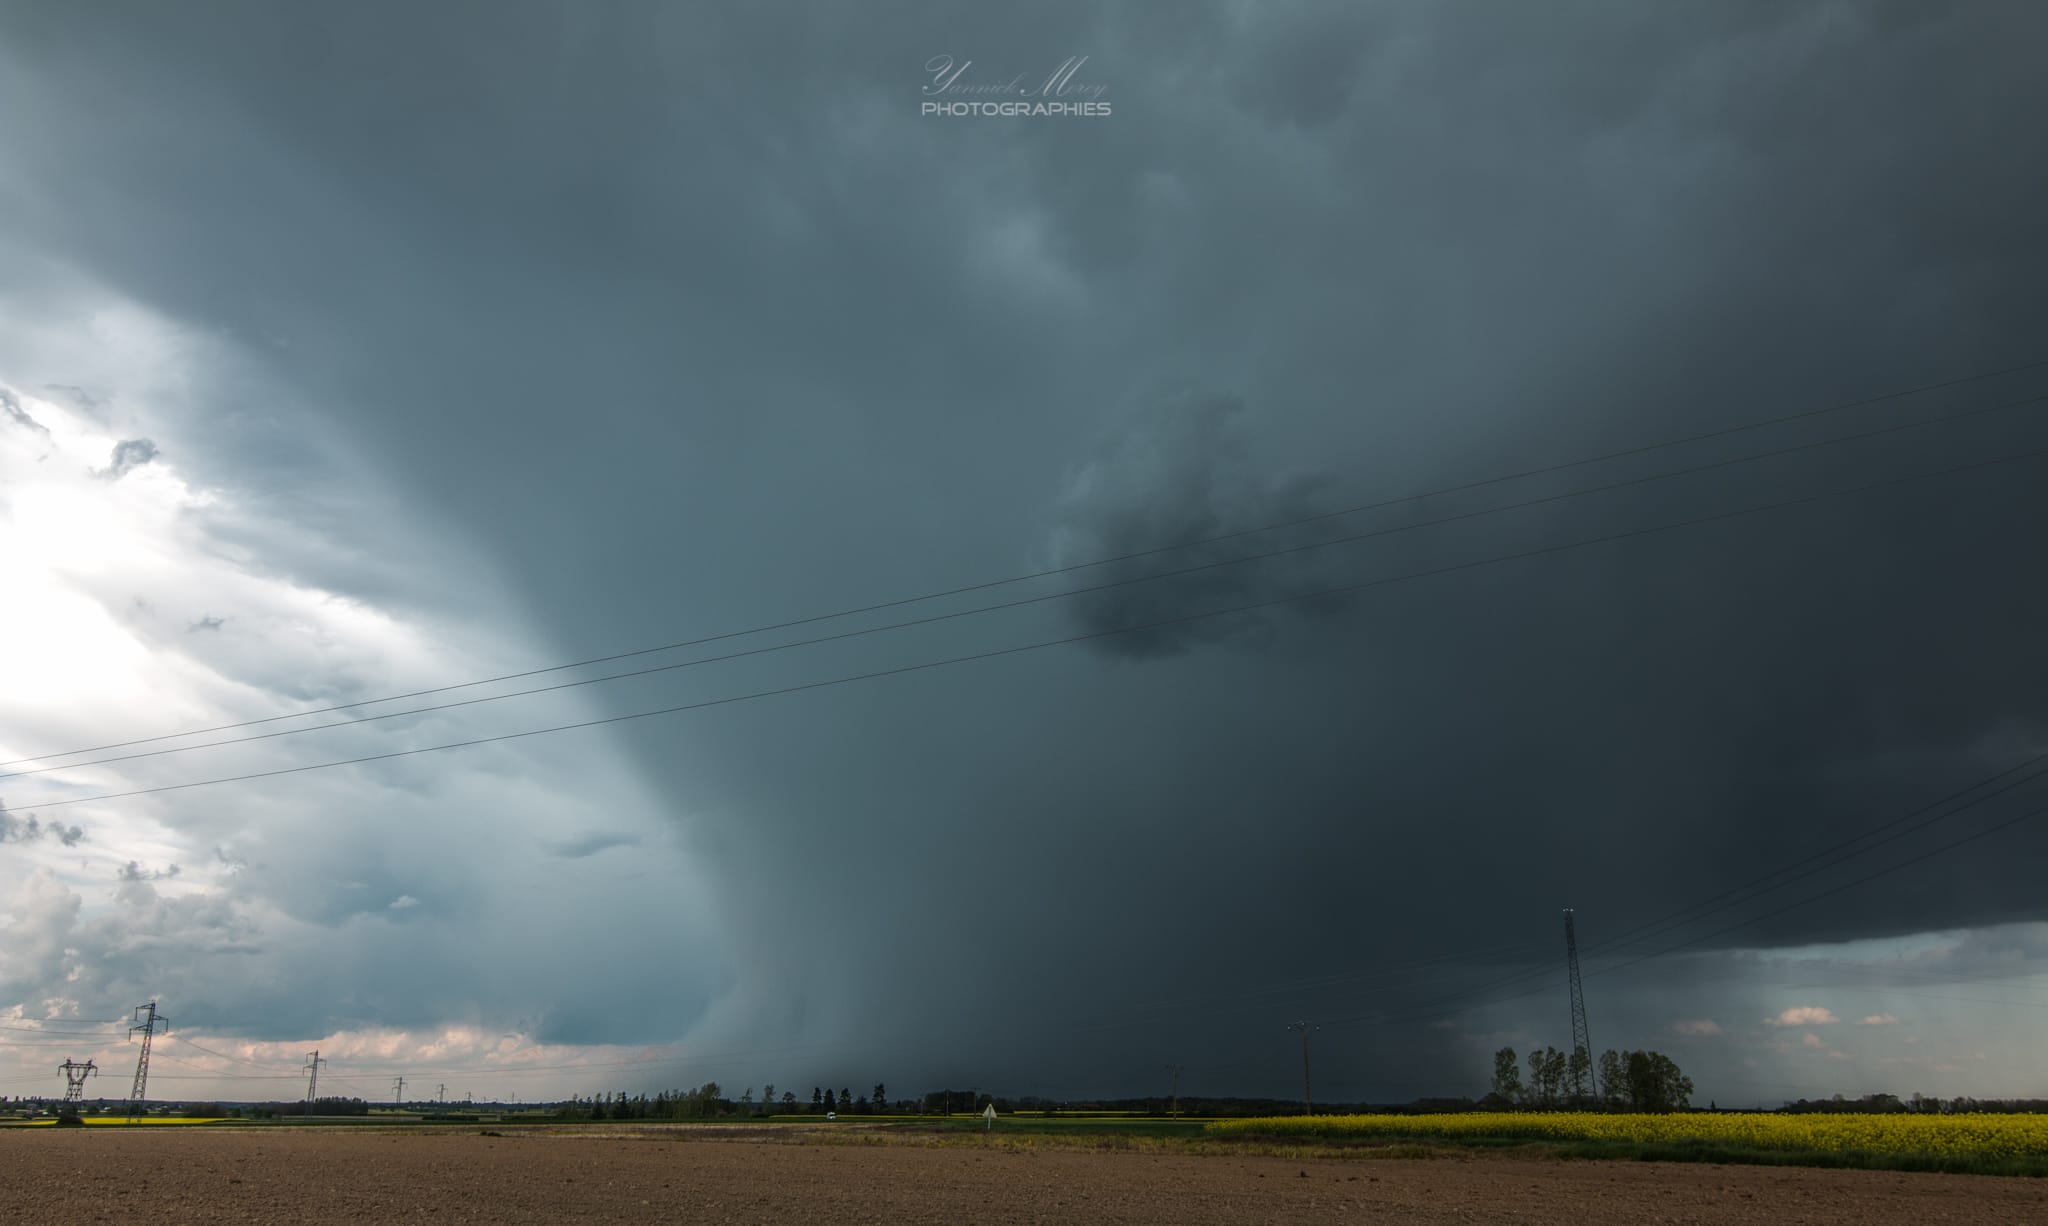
[{"x1": 3, "y1": 1127, "x2": 2043, "y2": 1224}]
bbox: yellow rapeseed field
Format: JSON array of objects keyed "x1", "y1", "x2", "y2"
[{"x1": 1206, "y1": 1112, "x2": 2048, "y2": 1160}]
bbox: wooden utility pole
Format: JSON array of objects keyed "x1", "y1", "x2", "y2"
[{"x1": 1288, "y1": 1021, "x2": 1317, "y2": 1115}]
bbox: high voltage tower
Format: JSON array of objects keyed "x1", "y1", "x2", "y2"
[
  {"x1": 1563, "y1": 909, "x2": 1596, "y2": 1102},
  {"x1": 303, "y1": 1050, "x2": 324, "y2": 1106},
  {"x1": 58, "y1": 1058, "x2": 97, "y2": 1123},
  {"x1": 392, "y1": 1075, "x2": 406, "y2": 1109},
  {"x1": 126, "y1": 1000, "x2": 169, "y2": 1121}
]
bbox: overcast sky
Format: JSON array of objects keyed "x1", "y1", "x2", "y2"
[{"x1": 3, "y1": 1, "x2": 2046, "y2": 1110}]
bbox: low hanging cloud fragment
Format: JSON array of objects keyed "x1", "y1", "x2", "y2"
[
  {"x1": 1043, "y1": 392, "x2": 1351, "y2": 658},
  {"x1": 547, "y1": 831, "x2": 643, "y2": 860},
  {"x1": 101, "y1": 437, "x2": 159, "y2": 479},
  {"x1": 0, "y1": 386, "x2": 51, "y2": 436},
  {"x1": 0, "y1": 801, "x2": 85, "y2": 846},
  {"x1": 118, "y1": 861, "x2": 181, "y2": 882}
]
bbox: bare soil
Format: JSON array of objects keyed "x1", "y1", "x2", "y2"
[{"x1": 3, "y1": 1127, "x2": 2043, "y2": 1223}]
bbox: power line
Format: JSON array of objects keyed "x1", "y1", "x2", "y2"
[
  {"x1": 168, "y1": 1034, "x2": 304, "y2": 1071},
  {"x1": 1283, "y1": 690, "x2": 2048, "y2": 1031},
  {"x1": 1328, "y1": 795, "x2": 2048, "y2": 1034},
  {"x1": 1293, "y1": 745, "x2": 2048, "y2": 1030},
  {"x1": 1584, "y1": 756, "x2": 2048, "y2": 960},
  {"x1": 1433, "y1": 754, "x2": 2048, "y2": 1010},
  {"x1": 11, "y1": 388, "x2": 2042, "y2": 786},
  {"x1": 1332, "y1": 755, "x2": 2048, "y2": 1034},
  {"x1": 7, "y1": 358, "x2": 2040, "y2": 771},
  {"x1": 1589, "y1": 801, "x2": 2048, "y2": 979},
  {"x1": 17, "y1": 440, "x2": 2048, "y2": 815},
  {"x1": 0, "y1": 1021, "x2": 125, "y2": 1037}
]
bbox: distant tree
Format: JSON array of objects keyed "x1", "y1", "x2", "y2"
[
  {"x1": 824, "y1": 1088, "x2": 836, "y2": 1111},
  {"x1": 1491, "y1": 1048, "x2": 1523, "y2": 1103},
  {"x1": 1567, "y1": 1045, "x2": 1592, "y2": 1104},
  {"x1": 840, "y1": 1088, "x2": 851, "y2": 1109},
  {"x1": 873, "y1": 1083, "x2": 886, "y2": 1109},
  {"x1": 1622, "y1": 1051, "x2": 1693, "y2": 1113},
  {"x1": 1598, "y1": 1050, "x2": 1626, "y2": 1109},
  {"x1": 740, "y1": 1088, "x2": 754, "y2": 1105},
  {"x1": 782, "y1": 1091, "x2": 797, "y2": 1109},
  {"x1": 697, "y1": 1083, "x2": 726, "y2": 1116},
  {"x1": 1525, "y1": 1046, "x2": 1567, "y2": 1106},
  {"x1": 761, "y1": 1084, "x2": 775, "y2": 1114},
  {"x1": 812, "y1": 1087, "x2": 822, "y2": 1107}
]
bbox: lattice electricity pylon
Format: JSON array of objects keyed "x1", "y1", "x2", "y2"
[
  {"x1": 304, "y1": 1050, "x2": 324, "y2": 1106},
  {"x1": 127, "y1": 1000, "x2": 170, "y2": 1120},
  {"x1": 1563, "y1": 909, "x2": 1596, "y2": 1103},
  {"x1": 58, "y1": 1059, "x2": 98, "y2": 1121}
]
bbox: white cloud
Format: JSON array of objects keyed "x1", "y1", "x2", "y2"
[
  {"x1": 1857, "y1": 1013, "x2": 1901, "y2": 1026},
  {"x1": 1766, "y1": 1006, "x2": 1839, "y2": 1027},
  {"x1": 0, "y1": 295, "x2": 731, "y2": 1099},
  {"x1": 1801, "y1": 1032, "x2": 1826, "y2": 1049},
  {"x1": 1671, "y1": 1018, "x2": 1722, "y2": 1037}
]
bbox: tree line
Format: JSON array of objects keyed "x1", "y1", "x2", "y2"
[
  {"x1": 560, "y1": 1082, "x2": 907, "y2": 1120},
  {"x1": 1780, "y1": 1093, "x2": 2048, "y2": 1114},
  {"x1": 1491, "y1": 1045, "x2": 1694, "y2": 1112}
]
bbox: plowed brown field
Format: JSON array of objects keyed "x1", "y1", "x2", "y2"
[{"x1": 4, "y1": 1127, "x2": 2043, "y2": 1223}]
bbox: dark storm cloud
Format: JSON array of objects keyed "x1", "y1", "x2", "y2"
[
  {"x1": 188, "y1": 615, "x2": 226, "y2": 632},
  {"x1": 101, "y1": 436, "x2": 158, "y2": 479},
  {"x1": 2, "y1": 0, "x2": 2045, "y2": 1100},
  {"x1": 1045, "y1": 390, "x2": 1351, "y2": 657}
]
